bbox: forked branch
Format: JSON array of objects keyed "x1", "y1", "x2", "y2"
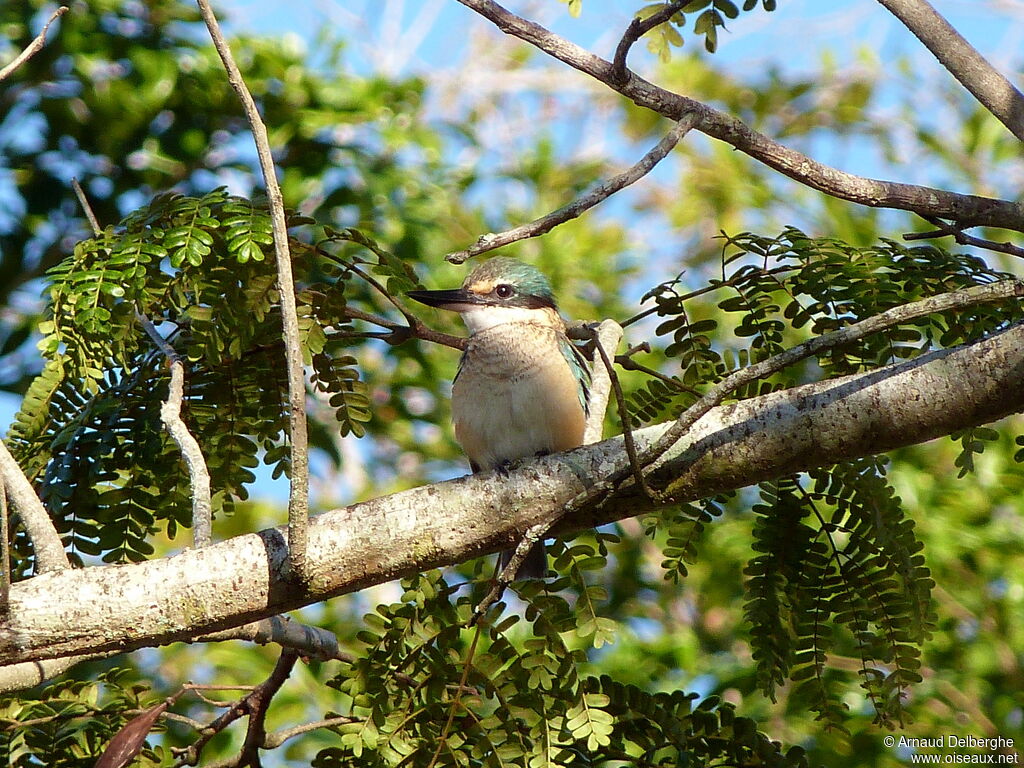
[{"x1": 455, "y1": 0, "x2": 1024, "y2": 233}]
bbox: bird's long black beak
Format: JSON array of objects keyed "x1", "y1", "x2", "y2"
[{"x1": 407, "y1": 288, "x2": 485, "y2": 311}]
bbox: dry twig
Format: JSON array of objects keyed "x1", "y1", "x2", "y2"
[
  {"x1": 447, "y1": 115, "x2": 698, "y2": 264},
  {"x1": 0, "y1": 6, "x2": 68, "y2": 82},
  {"x1": 903, "y1": 217, "x2": 1024, "y2": 260}
]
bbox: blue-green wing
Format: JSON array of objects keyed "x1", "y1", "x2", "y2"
[{"x1": 559, "y1": 335, "x2": 592, "y2": 415}]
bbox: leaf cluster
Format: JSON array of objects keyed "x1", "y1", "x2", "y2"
[
  {"x1": 636, "y1": 0, "x2": 777, "y2": 56},
  {"x1": 0, "y1": 668, "x2": 163, "y2": 768},
  {"x1": 318, "y1": 570, "x2": 806, "y2": 768},
  {"x1": 6, "y1": 190, "x2": 409, "y2": 569},
  {"x1": 743, "y1": 462, "x2": 934, "y2": 731},
  {"x1": 630, "y1": 227, "x2": 1023, "y2": 425}
]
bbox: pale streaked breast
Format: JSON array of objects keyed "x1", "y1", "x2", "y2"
[{"x1": 452, "y1": 323, "x2": 586, "y2": 471}]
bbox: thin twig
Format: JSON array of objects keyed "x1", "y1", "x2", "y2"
[
  {"x1": 340, "y1": 259, "x2": 419, "y2": 325},
  {"x1": 0, "y1": 441, "x2": 68, "y2": 573},
  {"x1": 0, "y1": 6, "x2": 68, "y2": 82},
  {"x1": 621, "y1": 266, "x2": 797, "y2": 329},
  {"x1": 425, "y1": 623, "x2": 482, "y2": 768},
  {"x1": 260, "y1": 715, "x2": 361, "y2": 749},
  {"x1": 196, "y1": 0, "x2": 311, "y2": 582},
  {"x1": 473, "y1": 523, "x2": 549, "y2": 620},
  {"x1": 611, "y1": 0, "x2": 686, "y2": 84},
  {"x1": 446, "y1": 115, "x2": 698, "y2": 264},
  {"x1": 590, "y1": 324, "x2": 653, "y2": 500},
  {"x1": 903, "y1": 217, "x2": 1024, "y2": 259},
  {"x1": 616, "y1": 356, "x2": 701, "y2": 397},
  {"x1": 875, "y1": 0, "x2": 1024, "y2": 142},
  {"x1": 137, "y1": 311, "x2": 213, "y2": 547},
  {"x1": 71, "y1": 178, "x2": 101, "y2": 235},
  {"x1": 172, "y1": 649, "x2": 299, "y2": 768}
]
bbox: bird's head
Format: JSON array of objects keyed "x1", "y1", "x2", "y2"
[{"x1": 407, "y1": 258, "x2": 559, "y2": 334}]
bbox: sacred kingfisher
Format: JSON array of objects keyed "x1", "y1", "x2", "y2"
[{"x1": 408, "y1": 258, "x2": 591, "y2": 579}]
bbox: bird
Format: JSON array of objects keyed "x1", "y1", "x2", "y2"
[{"x1": 408, "y1": 257, "x2": 591, "y2": 579}]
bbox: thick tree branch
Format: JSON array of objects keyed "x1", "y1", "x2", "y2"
[
  {"x1": 4, "y1": 317, "x2": 1023, "y2": 668},
  {"x1": 876, "y1": 0, "x2": 1024, "y2": 143},
  {"x1": 455, "y1": 0, "x2": 1024, "y2": 232},
  {"x1": 0, "y1": 441, "x2": 67, "y2": 574},
  {"x1": 642, "y1": 279, "x2": 1024, "y2": 481},
  {"x1": 446, "y1": 115, "x2": 697, "y2": 264},
  {"x1": 0, "y1": 6, "x2": 68, "y2": 82},
  {"x1": 196, "y1": 0, "x2": 311, "y2": 580}
]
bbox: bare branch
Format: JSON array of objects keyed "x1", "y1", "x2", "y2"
[
  {"x1": 194, "y1": 615, "x2": 350, "y2": 662},
  {"x1": 876, "y1": 0, "x2": 1024, "y2": 143},
  {"x1": 446, "y1": 115, "x2": 698, "y2": 264},
  {"x1": 582, "y1": 320, "x2": 624, "y2": 444},
  {"x1": 260, "y1": 715, "x2": 360, "y2": 749},
  {"x1": 0, "y1": 441, "x2": 67, "y2": 573},
  {"x1": 0, "y1": 484, "x2": 8, "y2": 614},
  {"x1": 903, "y1": 217, "x2": 1024, "y2": 259},
  {"x1": 611, "y1": 1, "x2": 686, "y2": 85},
  {"x1": 172, "y1": 649, "x2": 299, "y2": 768},
  {"x1": 455, "y1": 0, "x2": 1024, "y2": 232},
  {"x1": 237, "y1": 649, "x2": 299, "y2": 766},
  {"x1": 71, "y1": 178, "x2": 102, "y2": 235},
  {"x1": 0, "y1": 6, "x2": 68, "y2": 82},
  {"x1": 196, "y1": 0, "x2": 311, "y2": 580},
  {"x1": 137, "y1": 312, "x2": 213, "y2": 548}
]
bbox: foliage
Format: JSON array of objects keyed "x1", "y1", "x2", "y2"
[
  {"x1": 565, "y1": 0, "x2": 776, "y2": 53},
  {"x1": 316, "y1": 571, "x2": 806, "y2": 768},
  {"x1": 630, "y1": 227, "x2": 1023, "y2": 425},
  {"x1": 0, "y1": 668, "x2": 164, "y2": 767},
  {"x1": 4, "y1": 189, "x2": 426, "y2": 567}
]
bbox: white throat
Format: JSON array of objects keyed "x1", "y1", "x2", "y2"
[{"x1": 459, "y1": 305, "x2": 551, "y2": 335}]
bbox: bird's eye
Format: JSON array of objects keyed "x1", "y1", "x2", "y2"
[{"x1": 494, "y1": 284, "x2": 515, "y2": 299}]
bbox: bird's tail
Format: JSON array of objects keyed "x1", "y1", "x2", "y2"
[{"x1": 498, "y1": 542, "x2": 547, "y2": 580}]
